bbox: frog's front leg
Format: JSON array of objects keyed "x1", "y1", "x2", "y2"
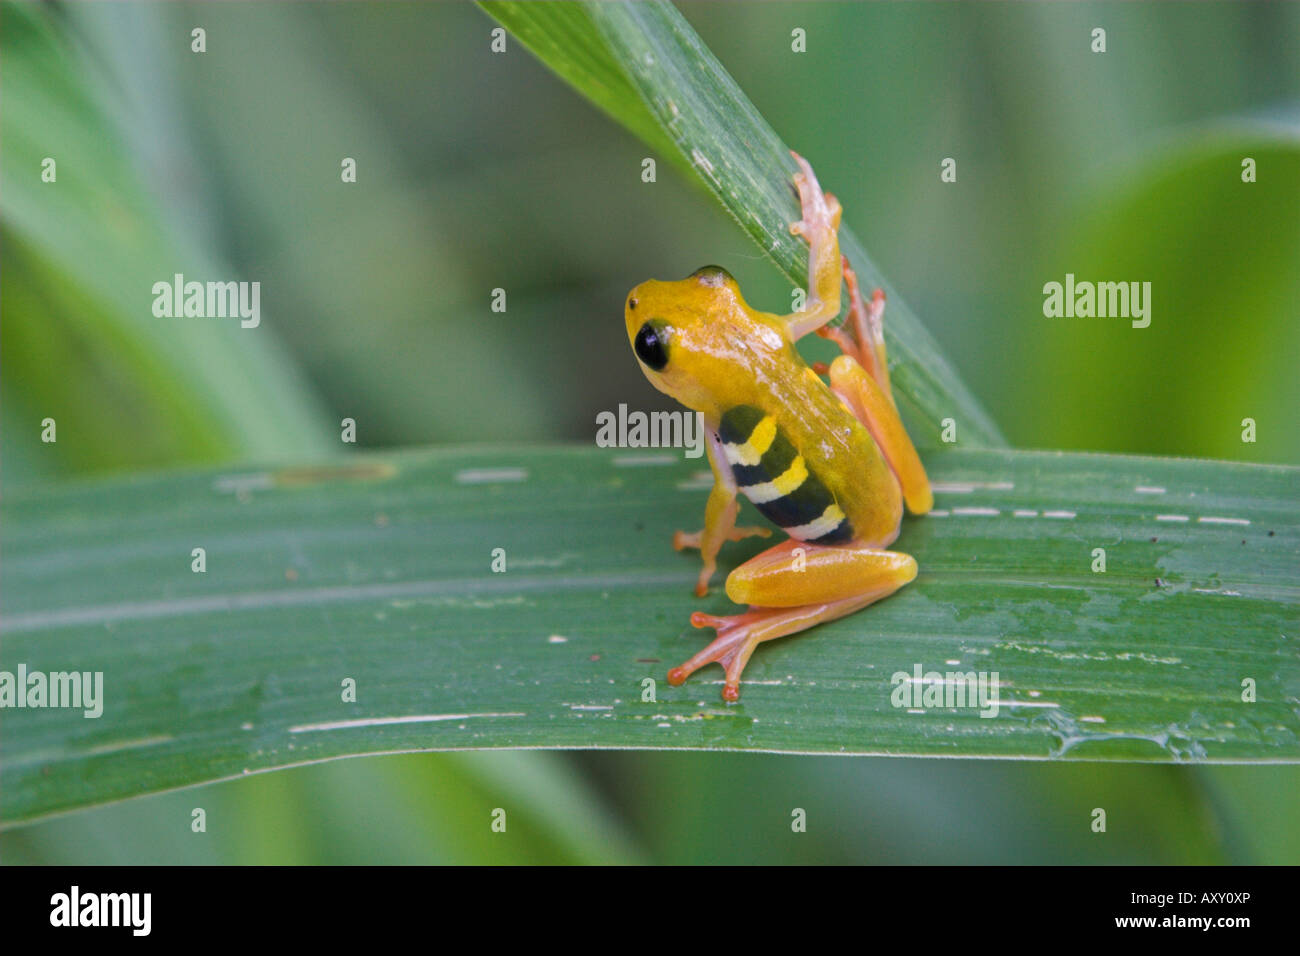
[
  {"x1": 783, "y1": 152, "x2": 845, "y2": 340},
  {"x1": 668, "y1": 538, "x2": 916, "y2": 701},
  {"x1": 779, "y1": 155, "x2": 892, "y2": 396},
  {"x1": 673, "y1": 429, "x2": 770, "y2": 597}
]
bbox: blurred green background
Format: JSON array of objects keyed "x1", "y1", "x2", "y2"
[{"x1": 2, "y1": 1, "x2": 1297, "y2": 863}]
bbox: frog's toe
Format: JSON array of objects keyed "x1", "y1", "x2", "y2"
[{"x1": 673, "y1": 529, "x2": 703, "y2": 551}]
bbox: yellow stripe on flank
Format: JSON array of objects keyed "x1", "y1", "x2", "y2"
[
  {"x1": 741, "y1": 455, "x2": 808, "y2": 504},
  {"x1": 723, "y1": 415, "x2": 777, "y2": 467},
  {"x1": 786, "y1": 503, "x2": 846, "y2": 541},
  {"x1": 773, "y1": 455, "x2": 808, "y2": 495}
]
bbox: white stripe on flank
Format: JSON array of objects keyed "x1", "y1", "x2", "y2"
[
  {"x1": 1135, "y1": 486, "x2": 1166, "y2": 494},
  {"x1": 1198, "y1": 516, "x2": 1250, "y2": 526},
  {"x1": 720, "y1": 416, "x2": 776, "y2": 468},
  {"x1": 784, "y1": 504, "x2": 845, "y2": 541},
  {"x1": 722, "y1": 441, "x2": 757, "y2": 467},
  {"x1": 1013, "y1": 509, "x2": 1038, "y2": 518},
  {"x1": 289, "y1": 713, "x2": 524, "y2": 733},
  {"x1": 952, "y1": 507, "x2": 1000, "y2": 517},
  {"x1": 1042, "y1": 510, "x2": 1076, "y2": 519},
  {"x1": 740, "y1": 480, "x2": 785, "y2": 504},
  {"x1": 1155, "y1": 514, "x2": 1189, "y2": 522},
  {"x1": 740, "y1": 456, "x2": 807, "y2": 504}
]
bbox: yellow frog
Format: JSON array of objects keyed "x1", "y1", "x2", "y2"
[{"x1": 624, "y1": 152, "x2": 932, "y2": 701}]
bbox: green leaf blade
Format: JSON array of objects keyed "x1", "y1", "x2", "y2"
[{"x1": 3, "y1": 446, "x2": 1297, "y2": 824}]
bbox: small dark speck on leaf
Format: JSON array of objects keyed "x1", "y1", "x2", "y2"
[
  {"x1": 636, "y1": 658, "x2": 661, "y2": 664},
  {"x1": 1150, "y1": 537, "x2": 1158, "y2": 543},
  {"x1": 1154, "y1": 578, "x2": 1165, "y2": 588},
  {"x1": 1268, "y1": 530, "x2": 1275, "y2": 536},
  {"x1": 634, "y1": 521, "x2": 644, "y2": 532}
]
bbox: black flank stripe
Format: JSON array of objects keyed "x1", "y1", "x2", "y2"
[
  {"x1": 757, "y1": 471, "x2": 833, "y2": 529},
  {"x1": 757, "y1": 431, "x2": 798, "y2": 477},
  {"x1": 718, "y1": 405, "x2": 765, "y2": 446},
  {"x1": 730, "y1": 462, "x2": 768, "y2": 487},
  {"x1": 720, "y1": 405, "x2": 855, "y2": 544},
  {"x1": 731, "y1": 430, "x2": 797, "y2": 489}
]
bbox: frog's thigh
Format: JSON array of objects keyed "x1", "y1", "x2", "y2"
[
  {"x1": 725, "y1": 538, "x2": 916, "y2": 609},
  {"x1": 829, "y1": 354, "x2": 934, "y2": 515}
]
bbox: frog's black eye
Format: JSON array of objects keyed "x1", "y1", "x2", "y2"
[
  {"x1": 691, "y1": 265, "x2": 733, "y2": 287},
  {"x1": 634, "y1": 320, "x2": 669, "y2": 371}
]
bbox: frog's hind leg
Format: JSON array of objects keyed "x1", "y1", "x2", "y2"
[
  {"x1": 816, "y1": 257, "x2": 892, "y2": 398},
  {"x1": 669, "y1": 595, "x2": 876, "y2": 702},
  {"x1": 843, "y1": 258, "x2": 892, "y2": 398},
  {"x1": 668, "y1": 539, "x2": 916, "y2": 701},
  {"x1": 829, "y1": 350, "x2": 933, "y2": 516}
]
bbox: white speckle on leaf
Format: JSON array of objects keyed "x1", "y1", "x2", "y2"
[
  {"x1": 690, "y1": 148, "x2": 717, "y2": 183},
  {"x1": 288, "y1": 713, "x2": 523, "y2": 733},
  {"x1": 613, "y1": 454, "x2": 676, "y2": 467},
  {"x1": 454, "y1": 467, "x2": 527, "y2": 484}
]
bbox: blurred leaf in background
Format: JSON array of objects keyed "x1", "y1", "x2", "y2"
[
  {"x1": 1, "y1": 3, "x2": 335, "y2": 482},
  {"x1": 2, "y1": 1, "x2": 1298, "y2": 864}
]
